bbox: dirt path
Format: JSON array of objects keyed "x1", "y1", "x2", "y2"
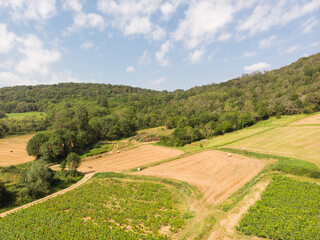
[
  {"x1": 208, "y1": 180, "x2": 270, "y2": 240},
  {"x1": 135, "y1": 150, "x2": 265, "y2": 204},
  {"x1": 0, "y1": 172, "x2": 95, "y2": 218}
]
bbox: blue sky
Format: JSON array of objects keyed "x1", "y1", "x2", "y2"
[{"x1": 0, "y1": 0, "x2": 319, "y2": 91}]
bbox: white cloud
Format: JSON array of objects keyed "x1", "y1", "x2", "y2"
[
  {"x1": 0, "y1": 24, "x2": 17, "y2": 53},
  {"x1": 126, "y1": 66, "x2": 135, "y2": 73},
  {"x1": 243, "y1": 51, "x2": 258, "y2": 58},
  {"x1": 259, "y1": 35, "x2": 277, "y2": 48},
  {"x1": 62, "y1": 0, "x2": 105, "y2": 32},
  {"x1": 244, "y1": 62, "x2": 271, "y2": 72},
  {"x1": 0, "y1": 0, "x2": 57, "y2": 21},
  {"x1": 208, "y1": 52, "x2": 215, "y2": 61},
  {"x1": 218, "y1": 32, "x2": 232, "y2": 42},
  {"x1": 0, "y1": 72, "x2": 33, "y2": 86},
  {"x1": 238, "y1": 0, "x2": 320, "y2": 34},
  {"x1": 70, "y1": 12, "x2": 105, "y2": 31},
  {"x1": 188, "y1": 49, "x2": 205, "y2": 64},
  {"x1": 160, "y1": 1, "x2": 184, "y2": 20},
  {"x1": 49, "y1": 70, "x2": 80, "y2": 84},
  {"x1": 155, "y1": 40, "x2": 172, "y2": 66},
  {"x1": 80, "y1": 42, "x2": 94, "y2": 49},
  {"x1": 301, "y1": 17, "x2": 319, "y2": 34},
  {"x1": 16, "y1": 35, "x2": 61, "y2": 77},
  {"x1": 152, "y1": 77, "x2": 166, "y2": 85},
  {"x1": 282, "y1": 44, "x2": 302, "y2": 54},
  {"x1": 62, "y1": 0, "x2": 82, "y2": 12},
  {"x1": 173, "y1": 1, "x2": 234, "y2": 48},
  {"x1": 97, "y1": 0, "x2": 165, "y2": 40},
  {"x1": 139, "y1": 50, "x2": 151, "y2": 65}
]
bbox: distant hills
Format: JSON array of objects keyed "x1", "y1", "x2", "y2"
[{"x1": 0, "y1": 52, "x2": 319, "y2": 145}]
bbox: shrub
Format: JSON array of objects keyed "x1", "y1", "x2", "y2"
[
  {"x1": 21, "y1": 159, "x2": 53, "y2": 198},
  {"x1": 0, "y1": 180, "x2": 9, "y2": 207}
]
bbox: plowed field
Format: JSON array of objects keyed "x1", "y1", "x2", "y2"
[
  {"x1": 0, "y1": 134, "x2": 34, "y2": 166},
  {"x1": 77, "y1": 145, "x2": 183, "y2": 173},
  {"x1": 135, "y1": 150, "x2": 264, "y2": 204}
]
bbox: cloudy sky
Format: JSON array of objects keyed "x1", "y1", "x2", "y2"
[{"x1": 0, "y1": 0, "x2": 319, "y2": 91}]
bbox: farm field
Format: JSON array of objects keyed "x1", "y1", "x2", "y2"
[
  {"x1": 181, "y1": 115, "x2": 306, "y2": 153},
  {"x1": 135, "y1": 150, "x2": 264, "y2": 204},
  {"x1": 289, "y1": 112, "x2": 320, "y2": 125},
  {"x1": 77, "y1": 145, "x2": 184, "y2": 173},
  {"x1": 226, "y1": 126, "x2": 320, "y2": 166},
  {"x1": 0, "y1": 173, "x2": 190, "y2": 239},
  {"x1": 237, "y1": 176, "x2": 320, "y2": 239},
  {"x1": 5, "y1": 112, "x2": 46, "y2": 119},
  {"x1": 0, "y1": 134, "x2": 34, "y2": 166}
]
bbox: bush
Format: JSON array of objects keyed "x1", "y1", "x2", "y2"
[
  {"x1": 0, "y1": 180, "x2": 9, "y2": 207},
  {"x1": 66, "y1": 152, "x2": 81, "y2": 171},
  {"x1": 21, "y1": 159, "x2": 53, "y2": 198}
]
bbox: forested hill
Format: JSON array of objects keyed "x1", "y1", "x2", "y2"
[{"x1": 0, "y1": 52, "x2": 320, "y2": 146}]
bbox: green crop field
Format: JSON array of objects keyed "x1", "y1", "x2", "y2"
[
  {"x1": 0, "y1": 173, "x2": 190, "y2": 239},
  {"x1": 237, "y1": 176, "x2": 320, "y2": 239},
  {"x1": 5, "y1": 112, "x2": 46, "y2": 119}
]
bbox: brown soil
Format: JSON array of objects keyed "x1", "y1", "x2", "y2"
[
  {"x1": 135, "y1": 150, "x2": 264, "y2": 204},
  {"x1": 208, "y1": 180, "x2": 270, "y2": 239},
  {"x1": 77, "y1": 145, "x2": 184, "y2": 173},
  {"x1": 290, "y1": 113, "x2": 320, "y2": 125},
  {"x1": 0, "y1": 134, "x2": 34, "y2": 166}
]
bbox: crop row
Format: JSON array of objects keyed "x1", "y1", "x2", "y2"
[
  {"x1": 0, "y1": 176, "x2": 185, "y2": 239},
  {"x1": 237, "y1": 176, "x2": 320, "y2": 239}
]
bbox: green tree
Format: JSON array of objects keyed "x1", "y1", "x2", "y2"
[
  {"x1": 0, "y1": 180, "x2": 9, "y2": 207},
  {"x1": 22, "y1": 159, "x2": 53, "y2": 198},
  {"x1": 75, "y1": 105, "x2": 89, "y2": 131},
  {"x1": 26, "y1": 133, "x2": 49, "y2": 159},
  {"x1": 66, "y1": 152, "x2": 81, "y2": 171},
  {"x1": 222, "y1": 121, "x2": 233, "y2": 133}
]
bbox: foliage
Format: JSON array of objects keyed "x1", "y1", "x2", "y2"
[
  {"x1": 21, "y1": 160, "x2": 53, "y2": 198},
  {"x1": 26, "y1": 133, "x2": 49, "y2": 159},
  {"x1": 0, "y1": 181, "x2": 9, "y2": 208},
  {"x1": 66, "y1": 152, "x2": 81, "y2": 171},
  {"x1": 237, "y1": 176, "x2": 320, "y2": 239},
  {"x1": 0, "y1": 175, "x2": 187, "y2": 239},
  {"x1": 0, "y1": 53, "x2": 319, "y2": 146}
]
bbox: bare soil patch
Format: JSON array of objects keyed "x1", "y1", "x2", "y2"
[
  {"x1": 77, "y1": 145, "x2": 183, "y2": 173},
  {"x1": 0, "y1": 134, "x2": 34, "y2": 166},
  {"x1": 290, "y1": 113, "x2": 320, "y2": 125},
  {"x1": 208, "y1": 180, "x2": 270, "y2": 240},
  {"x1": 135, "y1": 150, "x2": 264, "y2": 205}
]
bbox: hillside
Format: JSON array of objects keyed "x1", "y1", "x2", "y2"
[{"x1": 0, "y1": 52, "x2": 319, "y2": 146}]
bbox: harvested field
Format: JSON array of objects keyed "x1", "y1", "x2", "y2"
[
  {"x1": 0, "y1": 134, "x2": 34, "y2": 166},
  {"x1": 135, "y1": 150, "x2": 264, "y2": 204},
  {"x1": 77, "y1": 145, "x2": 183, "y2": 173},
  {"x1": 226, "y1": 126, "x2": 320, "y2": 166},
  {"x1": 290, "y1": 112, "x2": 320, "y2": 125}
]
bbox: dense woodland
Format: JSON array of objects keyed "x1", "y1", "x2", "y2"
[{"x1": 0, "y1": 52, "x2": 319, "y2": 154}]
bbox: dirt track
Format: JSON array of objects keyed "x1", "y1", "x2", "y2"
[
  {"x1": 290, "y1": 113, "x2": 320, "y2": 125},
  {"x1": 0, "y1": 134, "x2": 34, "y2": 166},
  {"x1": 77, "y1": 145, "x2": 184, "y2": 173},
  {"x1": 135, "y1": 150, "x2": 264, "y2": 204},
  {"x1": 0, "y1": 172, "x2": 95, "y2": 218}
]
